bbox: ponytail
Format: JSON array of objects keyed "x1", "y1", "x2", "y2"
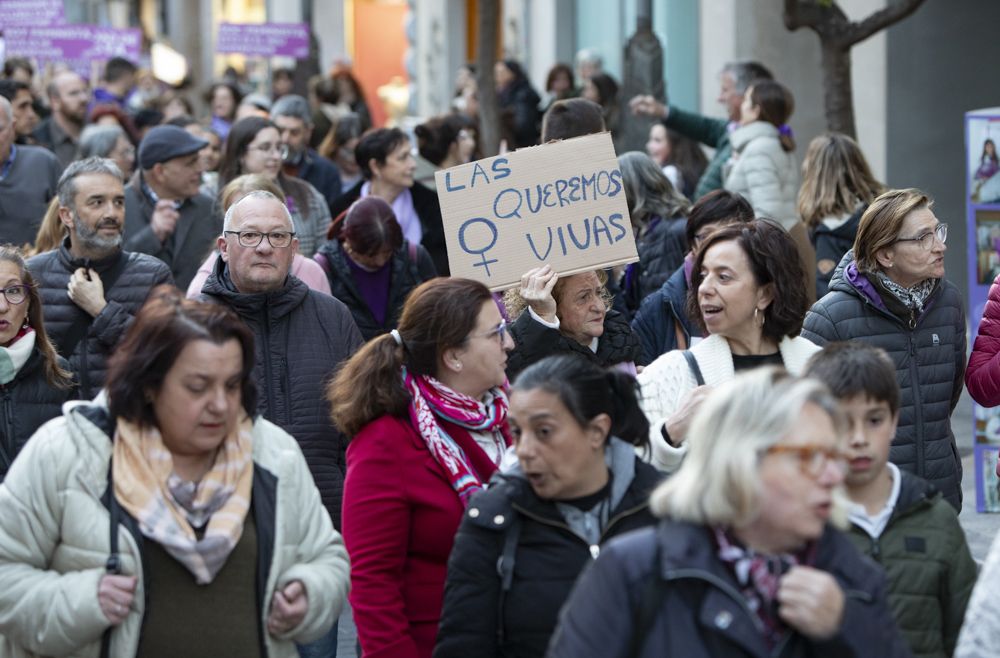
[
  {"x1": 328, "y1": 333, "x2": 409, "y2": 436},
  {"x1": 604, "y1": 369, "x2": 650, "y2": 450}
]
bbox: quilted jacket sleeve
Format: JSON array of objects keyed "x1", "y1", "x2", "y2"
[
  {"x1": 801, "y1": 297, "x2": 842, "y2": 346},
  {"x1": 966, "y1": 275, "x2": 1000, "y2": 406}
]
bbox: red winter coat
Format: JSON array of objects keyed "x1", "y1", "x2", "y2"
[
  {"x1": 343, "y1": 414, "x2": 504, "y2": 658},
  {"x1": 967, "y1": 274, "x2": 1000, "y2": 406}
]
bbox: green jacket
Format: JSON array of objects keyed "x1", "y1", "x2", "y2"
[
  {"x1": 663, "y1": 105, "x2": 732, "y2": 199},
  {"x1": 847, "y1": 470, "x2": 976, "y2": 658}
]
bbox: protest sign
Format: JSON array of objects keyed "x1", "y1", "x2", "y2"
[
  {"x1": 435, "y1": 132, "x2": 637, "y2": 291},
  {"x1": 0, "y1": 0, "x2": 64, "y2": 28},
  {"x1": 3, "y1": 25, "x2": 140, "y2": 65},
  {"x1": 216, "y1": 23, "x2": 309, "y2": 58}
]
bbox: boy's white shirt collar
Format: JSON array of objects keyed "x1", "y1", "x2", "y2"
[{"x1": 847, "y1": 462, "x2": 902, "y2": 540}]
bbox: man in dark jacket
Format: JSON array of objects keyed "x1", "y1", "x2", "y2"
[
  {"x1": 32, "y1": 71, "x2": 89, "y2": 172},
  {"x1": 201, "y1": 190, "x2": 364, "y2": 530},
  {"x1": 271, "y1": 95, "x2": 342, "y2": 212},
  {"x1": 28, "y1": 157, "x2": 174, "y2": 399},
  {"x1": 124, "y1": 125, "x2": 221, "y2": 290},
  {"x1": 0, "y1": 96, "x2": 61, "y2": 246}
]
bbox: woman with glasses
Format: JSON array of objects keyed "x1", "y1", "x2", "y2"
[
  {"x1": 547, "y1": 367, "x2": 909, "y2": 658},
  {"x1": 0, "y1": 245, "x2": 74, "y2": 481},
  {"x1": 638, "y1": 219, "x2": 819, "y2": 474},
  {"x1": 434, "y1": 355, "x2": 662, "y2": 658},
  {"x1": 503, "y1": 268, "x2": 640, "y2": 380},
  {"x1": 802, "y1": 188, "x2": 966, "y2": 510},
  {"x1": 630, "y1": 190, "x2": 754, "y2": 366},
  {"x1": 314, "y1": 196, "x2": 436, "y2": 341},
  {"x1": 218, "y1": 117, "x2": 332, "y2": 257},
  {"x1": 330, "y1": 277, "x2": 515, "y2": 658}
]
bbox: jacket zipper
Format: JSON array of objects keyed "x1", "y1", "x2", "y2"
[
  {"x1": 909, "y1": 335, "x2": 925, "y2": 477},
  {"x1": 0, "y1": 388, "x2": 12, "y2": 470},
  {"x1": 510, "y1": 501, "x2": 649, "y2": 558},
  {"x1": 261, "y1": 304, "x2": 275, "y2": 420}
]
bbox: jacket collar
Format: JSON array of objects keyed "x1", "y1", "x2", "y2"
[
  {"x1": 200, "y1": 252, "x2": 308, "y2": 319},
  {"x1": 829, "y1": 250, "x2": 943, "y2": 323},
  {"x1": 729, "y1": 121, "x2": 780, "y2": 151},
  {"x1": 56, "y1": 236, "x2": 124, "y2": 272}
]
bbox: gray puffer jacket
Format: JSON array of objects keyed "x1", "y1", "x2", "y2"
[{"x1": 801, "y1": 252, "x2": 966, "y2": 509}]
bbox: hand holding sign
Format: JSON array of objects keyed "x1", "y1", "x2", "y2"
[{"x1": 520, "y1": 265, "x2": 559, "y2": 323}]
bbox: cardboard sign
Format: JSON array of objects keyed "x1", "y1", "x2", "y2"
[
  {"x1": 216, "y1": 23, "x2": 309, "y2": 58},
  {"x1": 4, "y1": 25, "x2": 140, "y2": 61},
  {"x1": 435, "y1": 132, "x2": 637, "y2": 291},
  {"x1": 0, "y1": 0, "x2": 64, "y2": 27}
]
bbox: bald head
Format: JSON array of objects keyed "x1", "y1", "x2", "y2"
[
  {"x1": 0, "y1": 96, "x2": 12, "y2": 124},
  {"x1": 0, "y1": 97, "x2": 14, "y2": 163}
]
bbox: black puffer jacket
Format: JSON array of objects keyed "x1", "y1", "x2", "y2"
[
  {"x1": 329, "y1": 181, "x2": 450, "y2": 276},
  {"x1": 314, "y1": 239, "x2": 436, "y2": 341},
  {"x1": 506, "y1": 310, "x2": 640, "y2": 380},
  {"x1": 624, "y1": 215, "x2": 687, "y2": 316},
  {"x1": 27, "y1": 241, "x2": 174, "y2": 399},
  {"x1": 0, "y1": 348, "x2": 74, "y2": 480},
  {"x1": 802, "y1": 253, "x2": 966, "y2": 509},
  {"x1": 200, "y1": 259, "x2": 364, "y2": 528},
  {"x1": 434, "y1": 440, "x2": 662, "y2": 658}
]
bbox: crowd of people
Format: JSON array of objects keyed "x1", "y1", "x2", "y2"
[{"x1": 0, "y1": 46, "x2": 997, "y2": 658}]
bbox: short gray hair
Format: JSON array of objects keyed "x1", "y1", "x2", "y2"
[
  {"x1": 721, "y1": 61, "x2": 773, "y2": 94},
  {"x1": 650, "y1": 367, "x2": 846, "y2": 527},
  {"x1": 270, "y1": 94, "x2": 312, "y2": 126},
  {"x1": 574, "y1": 49, "x2": 603, "y2": 70},
  {"x1": 78, "y1": 125, "x2": 126, "y2": 160},
  {"x1": 222, "y1": 190, "x2": 293, "y2": 232},
  {"x1": 57, "y1": 157, "x2": 124, "y2": 209}
]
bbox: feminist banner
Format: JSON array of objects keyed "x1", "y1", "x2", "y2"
[
  {"x1": 216, "y1": 23, "x2": 309, "y2": 58},
  {"x1": 0, "y1": 0, "x2": 64, "y2": 27},
  {"x1": 3, "y1": 25, "x2": 140, "y2": 63},
  {"x1": 436, "y1": 132, "x2": 638, "y2": 291}
]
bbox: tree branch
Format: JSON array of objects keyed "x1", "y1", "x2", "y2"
[
  {"x1": 846, "y1": 0, "x2": 926, "y2": 46},
  {"x1": 784, "y1": 0, "x2": 848, "y2": 31}
]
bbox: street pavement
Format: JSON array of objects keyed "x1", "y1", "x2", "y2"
[{"x1": 955, "y1": 388, "x2": 999, "y2": 563}]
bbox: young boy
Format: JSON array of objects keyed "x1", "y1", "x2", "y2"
[{"x1": 805, "y1": 341, "x2": 977, "y2": 658}]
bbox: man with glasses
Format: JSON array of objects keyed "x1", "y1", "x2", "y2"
[
  {"x1": 201, "y1": 190, "x2": 363, "y2": 548},
  {"x1": 123, "y1": 125, "x2": 222, "y2": 290},
  {"x1": 27, "y1": 157, "x2": 173, "y2": 399}
]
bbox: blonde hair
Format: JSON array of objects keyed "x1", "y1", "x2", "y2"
[
  {"x1": 28, "y1": 197, "x2": 67, "y2": 256},
  {"x1": 219, "y1": 173, "x2": 285, "y2": 212},
  {"x1": 797, "y1": 133, "x2": 885, "y2": 229},
  {"x1": 503, "y1": 269, "x2": 611, "y2": 320},
  {"x1": 650, "y1": 367, "x2": 847, "y2": 527},
  {"x1": 853, "y1": 188, "x2": 932, "y2": 273}
]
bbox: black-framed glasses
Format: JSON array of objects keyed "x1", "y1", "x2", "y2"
[
  {"x1": 224, "y1": 230, "x2": 296, "y2": 248},
  {"x1": 893, "y1": 223, "x2": 947, "y2": 250},
  {"x1": 763, "y1": 443, "x2": 848, "y2": 478},
  {"x1": 0, "y1": 284, "x2": 30, "y2": 305},
  {"x1": 473, "y1": 319, "x2": 508, "y2": 343}
]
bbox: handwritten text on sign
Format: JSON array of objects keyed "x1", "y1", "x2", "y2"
[{"x1": 435, "y1": 132, "x2": 637, "y2": 291}]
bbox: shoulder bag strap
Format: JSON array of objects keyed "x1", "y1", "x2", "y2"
[
  {"x1": 682, "y1": 350, "x2": 705, "y2": 386},
  {"x1": 99, "y1": 456, "x2": 122, "y2": 658},
  {"x1": 495, "y1": 513, "x2": 522, "y2": 647}
]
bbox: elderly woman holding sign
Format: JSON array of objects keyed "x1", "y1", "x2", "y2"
[{"x1": 504, "y1": 266, "x2": 640, "y2": 379}]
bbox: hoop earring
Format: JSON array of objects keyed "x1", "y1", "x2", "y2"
[{"x1": 754, "y1": 307, "x2": 765, "y2": 328}]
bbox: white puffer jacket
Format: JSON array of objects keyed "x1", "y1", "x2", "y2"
[
  {"x1": 0, "y1": 401, "x2": 349, "y2": 658},
  {"x1": 637, "y1": 333, "x2": 820, "y2": 472},
  {"x1": 724, "y1": 121, "x2": 799, "y2": 229}
]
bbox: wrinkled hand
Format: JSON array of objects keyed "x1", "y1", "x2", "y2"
[
  {"x1": 629, "y1": 94, "x2": 668, "y2": 119},
  {"x1": 98, "y1": 574, "x2": 137, "y2": 626},
  {"x1": 778, "y1": 566, "x2": 845, "y2": 640},
  {"x1": 150, "y1": 200, "x2": 179, "y2": 242},
  {"x1": 519, "y1": 265, "x2": 559, "y2": 323},
  {"x1": 68, "y1": 268, "x2": 107, "y2": 317},
  {"x1": 663, "y1": 384, "x2": 712, "y2": 447},
  {"x1": 267, "y1": 580, "x2": 308, "y2": 637}
]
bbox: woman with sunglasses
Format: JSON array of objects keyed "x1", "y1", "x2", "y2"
[
  {"x1": 330, "y1": 277, "x2": 515, "y2": 658},
  {"x1": 0, "y1": 245, "x2": 74, "y2": 481},
  {"x1": 802, "y1": 188, "x2": 966, "y2": 511},
  {"x1": 547, "y1": 367, "x2": 909, "y2": 658}
]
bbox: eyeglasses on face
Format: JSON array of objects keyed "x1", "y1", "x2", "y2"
[
  {"x1": 763, "y1": 443, "x2": 848, "y2": 478},
  {"x1": 472, "y1": 319, "x2": 508, "y2": 343},
  {"x1": 0, "y1": 284, "x2": 30, "y2": 305},
  {"x1": 893, "y1": 223, "x2": 948, "y2": 250},
  {"x1": 224, "y1": 230, "x2": 296, "y2": 248}
]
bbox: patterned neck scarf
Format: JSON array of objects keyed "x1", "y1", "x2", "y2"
[
  {"x1": 713, "y1": 527, "x2": 816, "y2": 649},
  {"x1": 113, "y1": 416, "x2": 254, "y2": 584},
  {"x1": 402, "y1": 368, "x2": 509, "y2": 507},
  {"x1": 0, "y1": 327, "x2": 33, "y2": 385},
  {"x1": 874, "y1": 271, "x2": 936, "y2": 314}
]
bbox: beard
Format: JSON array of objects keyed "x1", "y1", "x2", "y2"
[{"x1": 73, "y1": 211, "x2": 122, "y2": 255}]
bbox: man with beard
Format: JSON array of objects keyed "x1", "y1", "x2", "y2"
[
  {"x1": 124, "y1": 124, "x2": 221, "y2": 289},
  {"x1": 28, "y1": 157, "x2": 173, "y2": 398},
  {"x1": 271, "y1": 95, "x2": 341, "y2": 211},
  {"x1": 33, "y1": 71, "x2": 90, "y2": 171},
  {"x1": 0, "y1": 96, "x2": 60, "y2": 246}
]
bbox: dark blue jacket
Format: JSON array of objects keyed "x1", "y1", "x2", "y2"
[
  {"x1": 624, "y1": 215, "x2": 687, "y2": 318},
  {"x1": 547, "y1": 520, "x2": 912, "y2": 658},
  {"x1": 630, "y1": 264, "x2": 699, "y2": 367},
  {"x1": 295, "y1": 148, "x2": 342, "y2": 214}
]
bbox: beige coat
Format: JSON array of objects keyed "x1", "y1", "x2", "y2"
[{"x1": 0, "y1": 401, "x2": 349, "y2": 657}]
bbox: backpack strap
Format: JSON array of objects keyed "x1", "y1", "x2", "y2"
[
  {"x1": 495, "y1": 513, "x2": 522, "y2": 647},
  {"x1": 99, "y1": 455, "x2": 122, "y2": 658},
  {"x1": 314, "y1": 251, "x2": 332, "y2": 276},
  {"x1": 682, "y1": 350, "x2": 705, "y2": 386}
]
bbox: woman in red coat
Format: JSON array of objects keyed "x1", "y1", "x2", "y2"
[
  {"x1": 968, "y1": 273, "x2": 1000, "y2": 406},
  {"x1": 330, "y1": 277, "x2": 515, "y2": 658}
]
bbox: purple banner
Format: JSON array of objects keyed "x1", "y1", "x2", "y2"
[
  {"x1": 4, "y1": 25, "x2": 141, "y2": 62},
  {"x1": 0, "y1": 0, "x2": 64, "y2": 28},
  {"x1": 216, "y1": 22, "x2": 309, "y2": 58}
]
